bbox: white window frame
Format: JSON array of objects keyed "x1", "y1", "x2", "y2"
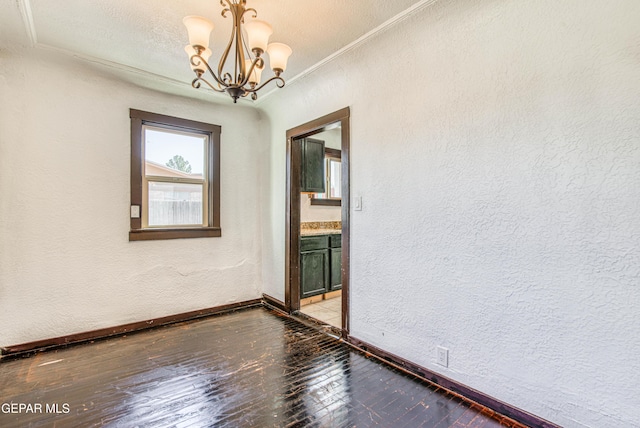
[{"x1": 141, "y1": 125, "x2": 209, "y2": 228}]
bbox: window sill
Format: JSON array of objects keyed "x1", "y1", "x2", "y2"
[
  {"x1": 310, "y1": 199, "x2": 341, "y2": 207},
  {"x1": 129, "y1": 227, "x2": 222, "y2": 241}
]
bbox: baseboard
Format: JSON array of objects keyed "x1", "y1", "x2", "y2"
[
  {"x1": 262, "y1": 293, "x2": 287, "y2": 313},
  {"x1": 346, "y1": 336, "x2": 561, "y2": 428},
  {"x1": 0, "y1": 299, "x2": 561, "y2": 428},
  {"x1": 1, "y1": 299, "x2": 262, "y2": 359}
]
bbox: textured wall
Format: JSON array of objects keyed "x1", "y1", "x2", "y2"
[
  {"x1": 259, "y1": 0, "x2": 640, "y2": 426},
  {"x1": 0, "y1": 48, "x2": 264, "y2": 346},
  {"x1": 300, "y1": 196, "x2": 341, "y2": 223}
]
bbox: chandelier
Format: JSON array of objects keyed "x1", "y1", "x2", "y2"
[{"x1": 183, "y1": 0, "x2": 292, "y2": 103}]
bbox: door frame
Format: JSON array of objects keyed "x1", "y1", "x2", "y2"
[{"x1": 285, "y1": 107, "x2": 350, "y2": 337}]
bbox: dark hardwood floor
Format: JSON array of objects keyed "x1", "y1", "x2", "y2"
[{"x1": 0, "y1": 307, "x2": 527, "y2": 427}]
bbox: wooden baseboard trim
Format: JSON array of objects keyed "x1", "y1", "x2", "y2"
[
  {"x1": 346, "y1": 336, "x2": 560, "y2": 428},
  {"x1": 262, "y1": 293, "x2": 287, "y2": 313},
  {"x1": 0, "y1": 299, "x2": 557, "y2": 428},
  {"x1": 1, "y1": 299, "x2": 262, "y2": 359}
]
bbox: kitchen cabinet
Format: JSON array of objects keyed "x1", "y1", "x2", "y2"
[
  {"x1": 300, "y1": 138, "x2": 325, "y2": 193},
  {"x1": 330, "y1": 248, "x2": 342, "y2": 291},
  {"x1": 300, "y1": 249, "x2": 329, "y2": 298},
  {"x1": 300, "y1": 233, "x2": 341, "y2": 298},
  {"x1": 329, "y1": 234, "x2": 342, "y2": 291}
]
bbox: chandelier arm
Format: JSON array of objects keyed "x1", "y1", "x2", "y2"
[
  {"x1": 239, "y1": 23, "x2": 258, "y2": 87},
  {"x1": 192, "y1": 54, "x2": 229, "y2": 88},
  {"x1": 246, "y1": 75, "x2": 285, "y2": 93},
  {"x1": 242, "y1": 8, "x2": 257, "y2": 20},
  {"x1": 233, "y1": 4, "x2": 246, "y2": 86},
  {"x1": 218, "y1": 2, "x2": 238, "y2": 81},
  {"x1": 192, "y1": 77, "x2": 226, "y2": 93},
  {"x1": 239, "y1": 57, "x2": 263, "y2": 88}
]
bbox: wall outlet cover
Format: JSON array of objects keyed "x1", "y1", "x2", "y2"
[{"x1": 437, "y1": 346, "x2": 449, "y2": 367}]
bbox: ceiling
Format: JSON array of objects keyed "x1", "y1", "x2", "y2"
[{"x1": 2, "y1": 0, "x2": 433, "y2": 103}]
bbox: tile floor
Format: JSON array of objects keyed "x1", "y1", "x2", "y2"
[{"x1": 300, "y1": 295, "x2": 341, "y2": 327}]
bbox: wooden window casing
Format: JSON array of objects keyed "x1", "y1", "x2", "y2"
[{"x1": 129, "y1": 109, "x2": 221, "y2": 241}]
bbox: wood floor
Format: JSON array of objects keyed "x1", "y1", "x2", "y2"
[{"x1": 0, "y1": 307, "x2": 527, "y2": 427}]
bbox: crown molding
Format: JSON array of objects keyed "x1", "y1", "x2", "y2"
[
  {"x1": 255, "y1": 0, "x2": 440, "y2": 104},
  {"x1": 16, "y1": 0, "x2": 440, "y2": 107},
  {"x1": 35, "y1": 43, "x2": 195, "y2": 92},
  {"x1": 28, "y1": 40, "x2": 248, "y2": 104},
  {"x1": 14, "y1": 0, "x2": 248, "y2": 104}
]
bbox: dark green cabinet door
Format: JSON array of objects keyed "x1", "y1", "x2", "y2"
[
  {"x1": 301, "y1": 249, "x2": 329, "y2": 298},
  {"x1": 300, "y1": 138, "x2": 325, "y2": 193},
  {"x1": 330, "y1": 248, "x2": 342, "y2": 291}
]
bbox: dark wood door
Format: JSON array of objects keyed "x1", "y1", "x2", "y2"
[
  {"x1": 300, "y1": 249, "x2": 329, "y2": 298},
  {"x1": 300, "y1": 138, "x2": 325, "y2": 193}
]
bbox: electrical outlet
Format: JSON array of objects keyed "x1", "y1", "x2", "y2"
[{"x1": 436, "y1": 346, "x2": 449, "y2": 367}]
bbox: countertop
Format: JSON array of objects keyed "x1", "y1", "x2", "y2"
[{"x1": 300, "y1": 229, "x2": 341, "y2": 236}]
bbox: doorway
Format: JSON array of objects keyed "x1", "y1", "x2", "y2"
[{"x1": 285, "y1": 108, "x2": 350, "y2": 337}]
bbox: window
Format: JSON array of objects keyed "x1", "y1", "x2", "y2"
[
  {"x1": 326, "y1": 156, "x2": 342, "y2": 199},
  {"x1": 310, "y1": 148, "x2": 341, "y2": 206},
  {"x1": 129, "y1": 109, "x2": 221, "y2": 241}
]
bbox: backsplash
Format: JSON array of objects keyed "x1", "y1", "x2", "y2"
[{"x1": 301, "y1": 221, "x2": 341, "y2": 230}]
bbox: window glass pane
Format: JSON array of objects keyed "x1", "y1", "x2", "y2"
[
  {"x1": 329, "y1": 159, "x2": 341, "y2": 198},
  {"x1": 148, "y1": 182, "x2": 203, "y2": 226},
  {"x1": 145, "y1": 127, "x2": 206, "y2": 179}
]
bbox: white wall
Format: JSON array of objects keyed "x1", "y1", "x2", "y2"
[
  {"x1": 314, "y1": 128, "x2": 341, "y2": 150},
  {"x1": 0, "y1": 48, "x2": 265, "y2": 347},
  {"x1": 300, "y1": 196, "x2": 341, "y2": 223},
  {"x1": 259, "y1": 1, "x2": 640, "y2": 427}
]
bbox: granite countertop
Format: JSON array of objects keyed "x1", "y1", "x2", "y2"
[
  {"x1": 300, "y1": 228, "x2": 341, "y2": 236},
  {"x1": 300, "y1": 221, "x2": 341, "y2": 236}
]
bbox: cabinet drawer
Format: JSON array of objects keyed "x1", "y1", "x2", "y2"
[
  {"x1": 329, "y1": 234, "x2": 341, "y2": 248},
  {"x1": 301, "y1": 235, "x2": 329, "y2": 251}
]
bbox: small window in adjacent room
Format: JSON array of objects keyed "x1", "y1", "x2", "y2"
[
  {"x1": 310, "y1": 148, "x2": 341, "y2": 206},
  {"x1": 129, "y1": 109, "x2": 221, "y2": 241}
]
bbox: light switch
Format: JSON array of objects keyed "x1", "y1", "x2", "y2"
[
  {"x1": 354, "y1": 196, "x2": 362, "y2": 211},
  {"x1": 130, "y1": 205, "x2": 140, "y2": 218}
]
